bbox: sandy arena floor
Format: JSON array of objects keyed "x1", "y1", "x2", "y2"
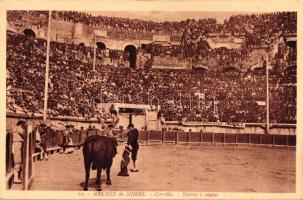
[{"x1": 30, "y1": 145, "x2": 295, "y2": 192}]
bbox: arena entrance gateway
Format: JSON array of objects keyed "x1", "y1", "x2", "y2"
[
  {"x1": 97, "y1": 103, "x2": 159, "y2": 130},
  {"x1": 96, "y1": 42, "x2": 106, "y2": 49},
  {"x1": 124, "y1": 45, "x2": 137, "y2": 68}
]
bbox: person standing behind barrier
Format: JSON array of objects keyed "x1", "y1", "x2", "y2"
[
  {"x1": 12, "y1": 120, "x2": 26, "y2": 184},
  {"x1": 79, "y1": 126, "x2": 85, "y2": 143},
  {"x1": 106, "y1": 124, "x2": 118, "y2": 155},
  {"x1": 106, "y1": 124, "x2": 115, "y2": 137},
  {"x1": 63, "y1": 125, "x2": 73, "y2": 154},
  {"x1": 35, "y1": 123, "x2": 48, "y2": 160},
  {"x1": 127, "y1": 124, "x2": 139, "y2": 172},
  {"x1": 87, "y1": 125, "x2": 92, "y2": 137}
]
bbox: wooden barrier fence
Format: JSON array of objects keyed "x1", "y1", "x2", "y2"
[
  {"x1": 42, "y1": 130, "x2": 296, "y2": 148},
  {"x1": 137, "y1": 131, "x2": 296, "y2": 148},
  {"x1": 6, "y1": 128, "x2": 296, "y2": 190}
]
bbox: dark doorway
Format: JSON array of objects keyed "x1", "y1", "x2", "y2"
[
  {"x1": 141, "y1": 44, "x2": 147, "y2": 49},
  {"x1": 286, "y1": 41, "x2": 296, "y2": 49},
  {"x1": 96, "y1": 42, "x2": 106, "y2": 49},
  {"x1": 79, "y1": 43, "x2": 85, "y2": 46},
  {"x1": 124, "y1": 45, "x2": 137, "y2": 68},
  {"x1": 23, "y1": 29, "x2": 36, "y2": 37}
]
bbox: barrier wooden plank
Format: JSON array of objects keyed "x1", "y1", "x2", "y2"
[
  {"x1": 237, "y1": 134, "x2": 249, "y2": 144},
  {"x1": 274, "y1": 135, "x2": 287, "y2": 146},
  {"x1": 214, "y1": 133, "x2": 224, "y2": 143},
  {"x1": 177, "y1": 132, "x2": 188, "y2": 144},
  {"x1": 250, "y1": 134, "x2": 261, "y2": 144},
  {"x1": 53, "y1": 131, "x2": 60, "y2": 146},
  {"x1": 23, "y1": 125, "x2": 34, "y2": 190},
  {"x1": 147, "y1": 131, "x2": 162, "y2": 145},
  {"x1": 189, "y1": 132, "x2": 201, "y2": 143},
  {"x1": 224, "y1": 134, "x2": 236, "y2": 144},
  {"x1": 164, "y1": 132, "x2": 176, "y2": 144},
  {"x1": 202, "y1": 132, "x2": 213, "y2": 143},
  {"x1": 261, "y1": 134, "x2": 273, "y2": 145},
  {"x1": 149, "y1": 131, "x2": 162, "y2": 140},
  {"x1": 287, "y1": 135, "x2": 296, "y2": 146},
  {"x1": 138, "y1": 131, "x2": 147, "y2": 143},
  {"x1": 6, "y1": 131, "x2": 13, "y2": 189}
]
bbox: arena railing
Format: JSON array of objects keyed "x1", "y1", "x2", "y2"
[
  {"x1": 137, "y1": 131, "x2": 296, "y2": 149},
  {"x1": 31, "y1": 128, "x2": 296, "y2": 161},
  {"x1": 6, "y1": 113, "x2": 296, "y2": 163}
]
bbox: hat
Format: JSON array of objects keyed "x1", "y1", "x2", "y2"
[
  {"x1": 17, "y1": 120, "x2": 26, "y2": 126},
  {"x1": 127, "y1": 124, "x2": 134, "y2": 129},
  {"x1": 39, "y1": 123, "x2": 47, "y2": 127},
  {"x1": 38, "y1": 123, "x2": 47, "y2": 130}
]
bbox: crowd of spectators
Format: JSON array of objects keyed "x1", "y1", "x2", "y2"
[
  {"x1": 8, "y1": 11, "x2": 295, "y2": 43},
  {"x1": 51, "y1": 11, "x2": 296, "y2": 41},
  {"x1": 7, "y1": 11, "x2": 48, "y2": 28},
  {"x1": 6, "y1": 32, "x2": 296, "y2": 124},
  {"x1": 6, "y1": 11, "x2": 296, "y2": 123},
  {"x1": 179, "y1": 12, "x2": 296, "y2": 67},
  {"x1": 7, "y1": 10, "x2": 297, "y2": 72},
  {"x1": 275, "y1": 41, "x2": 297, "y2": 65}
]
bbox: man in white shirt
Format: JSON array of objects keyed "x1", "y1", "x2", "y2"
[{"x1": 12, "y1": 120, "x2": 26, "y2": 183}]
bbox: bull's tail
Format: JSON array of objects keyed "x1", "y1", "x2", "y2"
[{"x1": 58, "y1": 143, "x2": 84, "y2": 148}]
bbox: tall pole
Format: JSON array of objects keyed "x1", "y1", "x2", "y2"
[
  {"x1": 93, "y1": 35, "x2": 96, "y2": 71},
  {"x1": 266, "y1": 52, "x2": 270, "y2": 134},
  {"x1": 43, "y1": 11, "x2": 52, "y2": 121}
]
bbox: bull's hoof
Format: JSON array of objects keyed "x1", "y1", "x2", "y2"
[
  {"x1": 96, "y1": 186, "x2": 102, "y2": 191},
  {"x1": 106, "y1": 180, "x2": 112, "y2": 185},
  {"x1": 118, "y1": 172, "x2": 129, "y2": 176},
  {"x1": 83, "y1": 187, "x2": 88, "y2": 191}
]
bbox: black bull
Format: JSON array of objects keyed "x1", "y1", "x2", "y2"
[{"x1": 60, "y1": 135, "x2": 118, "y2": 191}]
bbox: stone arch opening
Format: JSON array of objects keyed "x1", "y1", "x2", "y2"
[
  {"x1": 79, "y1": 43, "x2": 85, "y2": 46},
  {"x1": 23, "y1": 29, "x2": 36, "y2": 37},
  {"x1": 96, "y1": 42, "x2": 106, "y2": 49},
  {"x1": 124, "y1": 45, "x2": 137, "y2": 68}
]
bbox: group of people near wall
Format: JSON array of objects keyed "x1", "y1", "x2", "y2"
[{"x1": 9, "y1": 119, "x2": 140, "y2": 184}]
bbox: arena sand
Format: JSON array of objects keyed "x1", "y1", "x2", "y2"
[{"x1": 30, "y1": 145, "x2": 295, "y2": 192}]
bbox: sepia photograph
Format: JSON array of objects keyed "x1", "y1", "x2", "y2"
[{"x1": 1, "y1": 0, "x2": 302, "y2": 199}]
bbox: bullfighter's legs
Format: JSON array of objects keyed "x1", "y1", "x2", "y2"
[{"x1": 96, "y1": 166, "x2": 102, "y2": 191}]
